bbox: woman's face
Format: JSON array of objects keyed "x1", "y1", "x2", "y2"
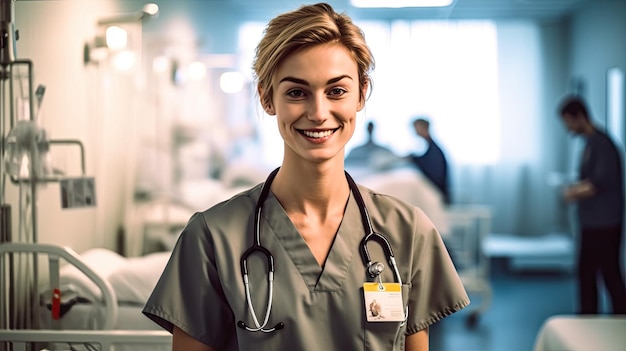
[{"x1": 266, "y1": 43, "x2": 365, "y2": 165}]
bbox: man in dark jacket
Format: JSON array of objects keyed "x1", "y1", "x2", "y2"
[{"x1": 559, "y1": 95, "x2": 626, "y2": 315}]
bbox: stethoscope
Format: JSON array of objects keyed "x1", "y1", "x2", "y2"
[{"x1": 237, "y1": 167, "x2": 404, "y2": 333}]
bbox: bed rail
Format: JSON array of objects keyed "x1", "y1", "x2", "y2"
[
  {"x1": 0, "y1": 329, "x2": 172, "y2": 351},
  {"x1": 0, "y1": 242, "x2": 119, "y2": 330}
]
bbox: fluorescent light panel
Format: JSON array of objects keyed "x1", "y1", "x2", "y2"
[{"x1": 351, "y1": 0, "x2": 453, "y2": 8}]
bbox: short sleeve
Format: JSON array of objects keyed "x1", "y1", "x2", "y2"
[
  {"x1": 405, "y1": 208, "x2": 470, "y2": 334},
  {"x1": 142, "y1": 212, "x2": 235, "y2": 349}
]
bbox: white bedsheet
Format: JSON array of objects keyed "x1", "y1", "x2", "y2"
[
  {"x1": 40, "y1": 247, "x2": 171, "y2": 338},
  {"x1": 52, "y1": 248, "x2": 170, "y2": 304},
  {"x1": 534, "y1": 315, "x2": 626, "y2": 351}
]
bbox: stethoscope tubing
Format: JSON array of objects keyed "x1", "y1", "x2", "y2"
[
  {"x1": 238, "y1": 168, "x2": 282, "y2": 333},
  {"x1": 238, "y1": 167, "x2": 405, "y2": 333},
  {"x1": 347, "y1": 172, "x2": 403, "y2": 285}
]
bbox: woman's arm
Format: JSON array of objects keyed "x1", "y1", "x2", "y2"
[
  {"x1": 405, "y1": 327, "x2": 429, "y2": 351},
  {"x1": 173, "y1": 326, "x2": 217, "y2": 351}
]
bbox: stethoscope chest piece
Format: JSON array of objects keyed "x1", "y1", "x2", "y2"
[
  {"x1": 368, "y1": 261, "x2": 385, "y2": 277},
  {"x1": 360, "y1": 231, "x2": 403, "y2": 285}
]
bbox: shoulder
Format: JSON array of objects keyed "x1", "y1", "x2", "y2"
[
  {"x1": 179, "y1": 185, "x2": 262, "y2": 240},
  {"x1": 172, "y1": 185, "x2": 264, "y2": 258},
  {"x1": 590, "y1": 129, "x2": 613, "y2": 144},
  {"x1": 431, "y1": 140, "x2": 447, "y2": 154},
  {"x1": 357, "y1": 184, "x2": 435, "y2": 230},
  {"x1": 589, "y1": 130, "x2": 620, "y2": 154},
  {"x1": 200, "y1": 184, "x2": 261, "y2": 218},
  {"x1": 358, "y1": 184, "x2": 412, "y2": 208}
]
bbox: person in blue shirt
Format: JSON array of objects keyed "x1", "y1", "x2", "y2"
[
  {"x1": 558, "y1": 95, "x2": 626, "y2": 315},
  {"x1": 408, "y1": 118, "x2": 450, "y2": 205}
]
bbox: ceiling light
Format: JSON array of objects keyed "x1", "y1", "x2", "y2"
[{"x1": 351, "y1": 0, "x2": 454, "y2": 8}]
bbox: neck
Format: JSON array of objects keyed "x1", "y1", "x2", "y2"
[
  {"x1": 271, "y1": 162, "x2": 349, "y2": 215},
  {"x1": 582, "y1": 122, "x2": 596, "y2": 136}
]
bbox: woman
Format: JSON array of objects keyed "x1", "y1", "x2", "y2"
[{"x1": 143, "y1": 3, "x2": 469, "y2": 350}]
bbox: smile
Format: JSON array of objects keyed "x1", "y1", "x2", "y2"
[{"x1": 299, "y1": 128, "x2": 338, "y2": 139}]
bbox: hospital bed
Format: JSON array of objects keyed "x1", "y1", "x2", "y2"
[
  {"x1": 0, "y1": 242, "x2": 172, "y2": 351},
  {"x1": 533, "y1": 315, "x2": 626, "y2": 351}
]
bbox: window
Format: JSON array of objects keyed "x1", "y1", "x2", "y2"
[{"x1": 238, "y1": 20, "x2": 500, "y2": 166}]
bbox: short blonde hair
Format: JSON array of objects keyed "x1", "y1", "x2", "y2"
[{"x1": 253, "y1": 2, "x2": 374, "y2": 109}]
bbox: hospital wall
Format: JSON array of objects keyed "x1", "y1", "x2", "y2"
[
  {"x1": 6, "y1": 0, "x2": 129, "y2": 254},
  {"x1": 3, "y1": 0, "x2": 625, "y2": 255},
  {"x1": 568, "y1": 1, "x2": 626, "y2": 149}
]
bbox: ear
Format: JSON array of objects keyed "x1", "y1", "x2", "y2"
[
  {"x1": 258, "y1": 85, "x2": 275, "y2": 115},
  {"x1": 357, "y1": 81, "x2": 369, "y2": 112},
  {"x1": 357, "y1": 97, "x2": 365, "y2": 112}
]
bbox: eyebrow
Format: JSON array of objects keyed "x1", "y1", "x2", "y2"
[{"x1": 278, "y1": 74, "x2": 354, "y2": 86}]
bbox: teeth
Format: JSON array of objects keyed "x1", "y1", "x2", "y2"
[{"x1": 303, "y1": 130, "x2": 333, "y2": 138}]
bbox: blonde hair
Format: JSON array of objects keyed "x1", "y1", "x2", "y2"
[{"x1": 253, "y1": 2, "x2": 374, "y2": 109}]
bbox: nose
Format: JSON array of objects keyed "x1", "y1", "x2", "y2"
[{"x1": 306, "y1": 94, "x2": 329, "y2": 124}]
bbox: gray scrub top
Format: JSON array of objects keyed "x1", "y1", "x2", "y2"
[{"x1": 143, "y1": 182, "x2": 469, "y2": 351}]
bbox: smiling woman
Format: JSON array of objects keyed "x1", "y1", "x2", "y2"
[{"x1": 143, "y1": 3, "x2": 469, "y2": 351}]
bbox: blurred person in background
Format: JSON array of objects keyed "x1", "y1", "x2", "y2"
[
  {"x1": 345, "y1": 120, "x2": 399, "y2": 170},
  {"x1": 558, "y1": 94, "x2": 626, "y2": 315},
  {"x1": 407, "y1": 117, "x2": 451, "y2": 205}
]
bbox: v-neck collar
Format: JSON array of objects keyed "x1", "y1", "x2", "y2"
[{"x1": 261, "y1": 190, "x2": 363, "y2": 291}]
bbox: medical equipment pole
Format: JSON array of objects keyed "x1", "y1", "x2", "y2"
[
  {"x1": 0, "y1": 0, "x2": 16, "y2": 335},
  {"x1": 0, "y1": 0, "x2": 41, "y2": 335}
]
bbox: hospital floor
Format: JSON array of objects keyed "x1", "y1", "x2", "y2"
[{"x1": 429, "y1": 259, "x2": 578, "y2": 351}]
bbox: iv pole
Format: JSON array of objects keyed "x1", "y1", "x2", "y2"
[
  {"x1": 0, "y1": 0, "x2": 88, "y2": 336},
  {"x1": 0, "y1": 0, "x2": 39, "y2": 332}
]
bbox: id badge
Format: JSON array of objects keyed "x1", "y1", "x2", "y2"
[{"x1": 363, "y1": 282, "x2": 405, "y2": 322}]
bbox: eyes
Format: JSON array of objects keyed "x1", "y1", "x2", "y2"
[{"x1": 285, "y1": 86, "x2": 349, "y2": 100}]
